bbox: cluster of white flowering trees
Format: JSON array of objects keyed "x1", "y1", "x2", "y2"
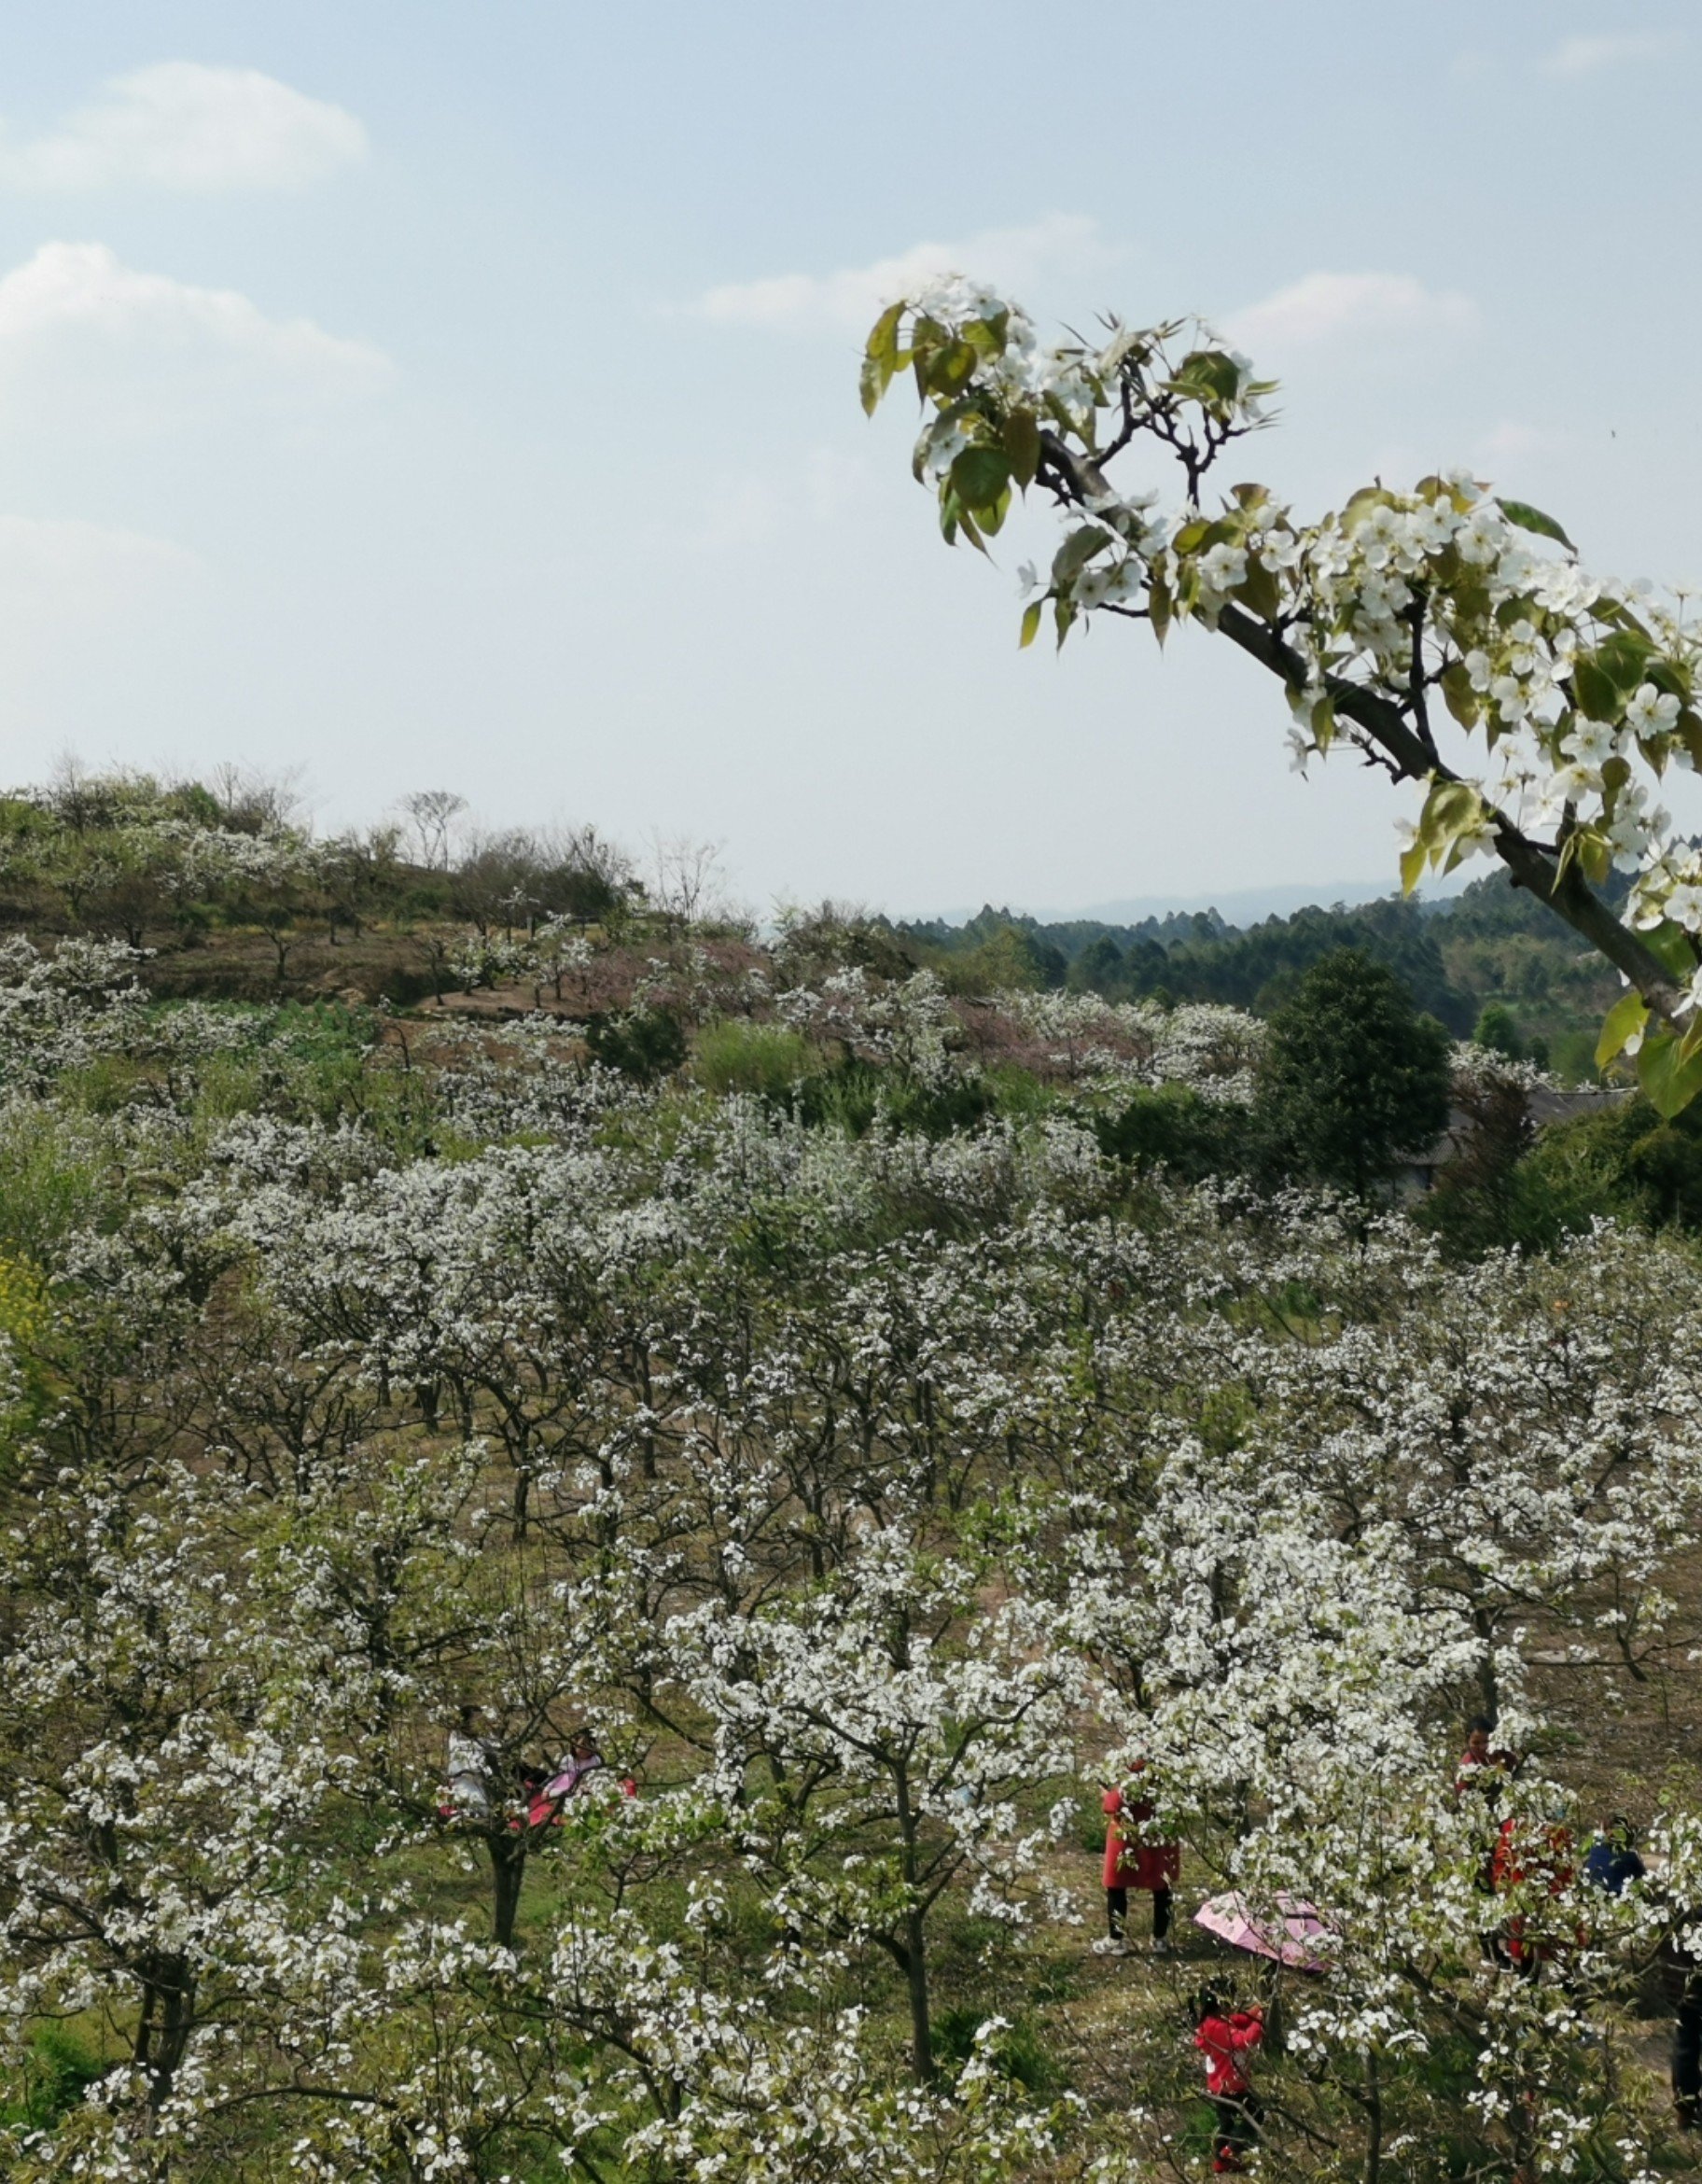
[
  {"x1": 3, "y1": 949, "x2": 1702, "y2": 2180},
  {"x1": 864, "y1": 280, "x2": 1702, "y2": 1115}
]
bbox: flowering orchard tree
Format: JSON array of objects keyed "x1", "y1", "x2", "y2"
[
  {"x1": 0, "y1": 1461, "x2": 358, "y2": 2174},
  {"x1": 1059, "y1": 1419, "x2": 1702, "y2": 2182},
  {"x1": 665, "y1": 1524, "x2": 1081, "y2": 2082},
  {"x1": 863, "y1": 283, "x2": 1702, "y2": 1111},
  {"x1": 1245, "y1": 1218, "x2": 1702, "y2": 1718}
]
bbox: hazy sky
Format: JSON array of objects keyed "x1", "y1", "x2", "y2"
[{"x1": 0, "y1": 4, "x2": 1698, "y2": 915}]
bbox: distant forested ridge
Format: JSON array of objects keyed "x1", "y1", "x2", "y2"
[{"x1": 896, "y1": 869, "x2": 1627, "y2": 1079}]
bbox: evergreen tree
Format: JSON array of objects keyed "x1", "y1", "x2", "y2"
[{"x1": 1254, "y1": 949, "x2": 1452, "y2": 1198}]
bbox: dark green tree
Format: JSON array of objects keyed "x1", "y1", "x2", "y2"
[
  {"x1": 1417, "y1": 1069, "x2": 1535, "y2": 1257},
  {"x1": 1067, "y1": 933, "x2": 1125, "y2": 997},
  {"x1": 1472, "y1": 1002, "x2": 1525, "y2": 1061},
  {"x1": 1254, "y1": 949, "x2": 1452, "y2": 1199}
]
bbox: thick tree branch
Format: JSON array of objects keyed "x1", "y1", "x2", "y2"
[
  {"x1": 1213, "y1": 603, "x2": 1688, "y2": 1022},
  {"x1": 1037, "y1": 425, "x2": 1687, "y2": 1019}
]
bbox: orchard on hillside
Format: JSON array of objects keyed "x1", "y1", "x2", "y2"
[
  {"x1": 862, "y1": 283, "x2": 1702, "y2": 1112},
  {"x1": 4, "y1": 920, "x2": 1702, "y2": 2177}
]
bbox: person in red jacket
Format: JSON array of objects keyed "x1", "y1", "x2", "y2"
[
  {"x1": 1491, "y1": 1809, "x2": 1575, "y2": 1976},
  {"x1": 1193, "y1": 1986, "x2": 1264, "y2": 2173},
  {"x1": 1094, "y1": 1764, "x2": 1181, "y2": 1957},
  {"x1": 1455, "y1": 1716, "x2": 1521, "y2": 1803}
]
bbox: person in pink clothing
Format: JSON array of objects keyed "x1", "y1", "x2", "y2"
[
  {"x1": 1093, "y1": 1764, "x2": 1181, "y2": 1957},
  {"x1": 1193, "y1": 1985, "x2": 1264, "y2": 2173}
]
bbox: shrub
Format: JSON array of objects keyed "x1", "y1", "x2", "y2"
[
  {"x1": 1092, "y1": 1084, "x2": 1255, "y2": 1182},
  {"x1": 0, "y1": 2023, "x2": 103, "y2": 2135},
  {"x1": 693, "y1": 1020, "x2": 816, "y2": 1100},
  {"x1": 585, "y1": 1006, "x2": 687, "y2": 1084}
]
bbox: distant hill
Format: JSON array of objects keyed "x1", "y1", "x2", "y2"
[
  {"x1": 914, "y1": 873, "x2": 1472, "y2": 931},
  {"x1": 1052, "y1": 874, "x2": 1471, "y2": 926},
  {"x1": 893, "y1": 870, "x2": 1625, "y2": 1081}
]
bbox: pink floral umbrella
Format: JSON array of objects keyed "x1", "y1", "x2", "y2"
[{"x1": 1194, "y1": 1890, "x2": 1332, "y2": 1972}]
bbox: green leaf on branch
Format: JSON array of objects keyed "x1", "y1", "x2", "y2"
[
  {"x1": 1169, "y1": 350, "x2": 1242, "y2": 408},
  {"x1": 938, "y1": 486, "x2": 988, "y2": 554},
  {"x1": 1148, "y1": 569, "x2": 1172, "y2": 647},
  {"x1": 1003, "y1": 408, "x2": 1040, "y2": 490},
  {"x1": 1496, "y1": 497, "x2": 1576, "y2": 553},
  {"x1": 930, "y1": 339, "x2": 982, "y2": 396},
  {"x1": 1641, "y1": 920, "x2": 1698, "y2": 981},
  {"x1": 1235, "y1": 555, "x2": 1280, "y2": 622},
  {"x1": 1440, "y1": 661, "x2": 1480, "y2": 728},
  {"x1": 1425, "y1": 778, "x2": 1487, "y2": 870},
  {"x1": 1556, "y1": 825, "x2": 1612, "y2": 886},
  {"x1": 950, "y1": 446, "x2": 1011, "y2": 515},
  {"x1": 1401, "y1": 775, "x2": 1490, "y2": 894},
  {"x1": 1341, "y1": 485, "x2": 1394, "y2": 529},
  {"x1": 1638, "y1": 1029, "x2": 1702, "y2": 1117},
  {"x1": 1173, "y1": 516, "x2": 1232, "y2": 558},
  {"x1": 1596, "y1": 989, "x2": 1650, "y2": 1069},
  {"x1": 1596, "y1": 630, "x2": 1657, "y2": 693},
  {"x1": 1051, "y1": 525, "x2": 1110, "y2": 586},
  {"x1": 1570, "y1": 655, "x2": 1620, "y2": 721},
  {"x1": 1019, "y1": 599, "x2": 1043, "y2": 650},
  {"x1": 860, "y1": 302, "x2": 905, "y2": 415}
]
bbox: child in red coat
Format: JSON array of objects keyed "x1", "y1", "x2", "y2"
[
  {"x1": 1193, "y1": 1986, "x2": 1264, "y2": 2173},
  {"x1": 1093, "y1": 1767, "x2": 1181, "y2": 1957}
]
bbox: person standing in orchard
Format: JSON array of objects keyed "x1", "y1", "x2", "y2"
[
  {"x1": 1193, "y1": 1986, "x2": 1265, "y2": 2174},
  {"x1": 445, "y1": 1702, "x2": 493, "y2": 1819},
  {"x1": 1094, "y1": 1761, "x2": 1180, "y2": 1957}
]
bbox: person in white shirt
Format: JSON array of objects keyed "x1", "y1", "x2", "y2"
[{"x1": 446, "y1": 1703, "x2": 493, "y2": 1816}]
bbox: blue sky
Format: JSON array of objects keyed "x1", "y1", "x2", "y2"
[{"x1": 0, "y1": 4, "x2": 1697, "y2": 914}]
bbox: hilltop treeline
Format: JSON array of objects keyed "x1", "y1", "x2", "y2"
[
  {"x1": 0, "y1": 763, "x2": 1631, "y2": 1078},
  {"x1": 898, "y1": 876, "x2": 1624, "y2": 1078}
]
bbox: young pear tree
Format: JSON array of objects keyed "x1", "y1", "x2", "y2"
[
  {"x1": 0, "y1": 1461, "x2": 354, "y2": 2165},
  {"x1": 664, "y1": 1524, "x2": 1081, "y2": 2082}
]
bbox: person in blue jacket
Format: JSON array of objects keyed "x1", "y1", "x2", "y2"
[{"x1": 1583, "y1": 1815, "x2": 1645, "y2": 1897}]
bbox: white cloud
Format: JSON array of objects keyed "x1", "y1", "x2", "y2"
[
  {"x1": 1539, "y1": 32, "x2": 1682, "y2": 77},
  {"x1": 0, "y1": 513, "x2": 200, "y2": 591},
  {"x1": 0, "y1": 242, "x2": 390, "y2": 410},
  {"x1": 0, "y1": 63, "x2": 367, "y2": 191},
  {"x1": 1225, "y1": 271, "x2": 1477, "y2": 353},
  {"x1": 692, "y1": 214, "x2": 1114, "y2": 333}
]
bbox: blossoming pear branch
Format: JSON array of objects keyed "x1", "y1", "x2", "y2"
[{"x1": 864, "y1": 280, "x2": 1702, "y2": 1112}]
